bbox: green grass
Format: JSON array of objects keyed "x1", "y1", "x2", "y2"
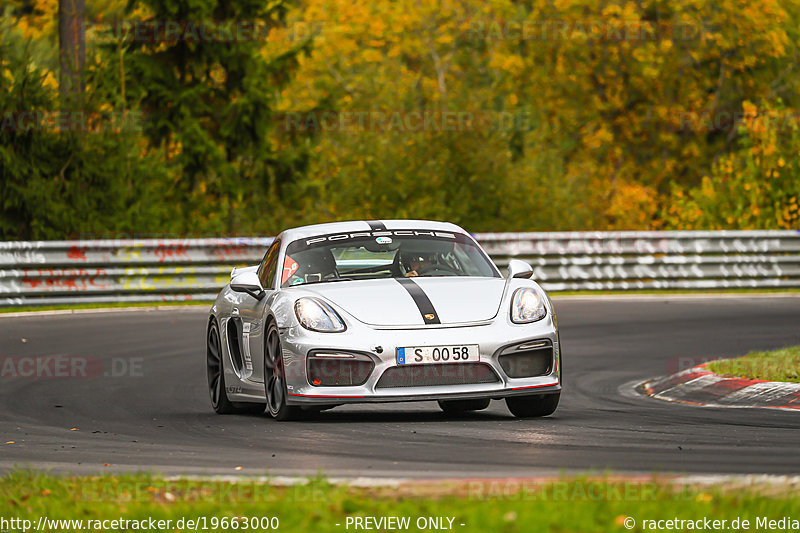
[
  {"x1": 0, "y1": 301, "x2": 211, "y2": 313},
  {"x1": 707, "y1": 345, "x2": 800, "y2": 383},
  {"x1": 0, "y1": 470, "x2": 799, "y2": 532}
]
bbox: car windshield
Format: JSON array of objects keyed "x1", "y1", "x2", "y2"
[{"x1": 280, "y1": 230, "x2": 500, "y2": 288}]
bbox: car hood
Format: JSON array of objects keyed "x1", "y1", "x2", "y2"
[{"x1": 301, "y1": 277, "x2": 506, "y2": 326}]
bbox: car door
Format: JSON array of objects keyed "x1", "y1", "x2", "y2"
[{"x1": 237, "y1": 239, "x2": 280, "y2": 384}]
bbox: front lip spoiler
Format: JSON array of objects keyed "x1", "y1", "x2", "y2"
[{"x1": 287, "y1": 383, "x2": 561, "y2": 404}]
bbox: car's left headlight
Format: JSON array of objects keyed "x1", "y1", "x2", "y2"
[
  {"x1": 510, "y1": 287, "x2": 547, "y2": 323},
  {"x1": 295, "y1": 297, "x2": 346, "y2": 332}
]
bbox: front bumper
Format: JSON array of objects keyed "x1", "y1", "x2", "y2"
[{"x1": 280, "y1": 312, "x2": 561, "y2": 405}]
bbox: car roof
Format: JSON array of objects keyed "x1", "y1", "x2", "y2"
[{"x1": 277, "y1": 220, "x2": 467, "y2": 243}]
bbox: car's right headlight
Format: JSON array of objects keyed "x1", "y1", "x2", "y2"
[
  {"x1": 295, "y1": 297, "x2": 346, "y2": 332},
  {"x1": 510, "y1": 287, "x2": 547, "y2": 324}
]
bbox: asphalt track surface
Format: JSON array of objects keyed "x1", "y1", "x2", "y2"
[{"x1": 1, "y1": 296, "x2": 799, "y2": 478}]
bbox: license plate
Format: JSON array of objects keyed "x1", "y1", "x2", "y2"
[{"x1": 396, "y1": 345, "x2": 479, "y2": 365}]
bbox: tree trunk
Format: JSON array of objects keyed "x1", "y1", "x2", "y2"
[{"x1": 59, "y1": 0, "x2": 85, "y2": 108}]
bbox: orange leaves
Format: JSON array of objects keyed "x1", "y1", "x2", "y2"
[
  {"x1": 604, "y1": 181, "x2": 659, "y2": 229},
  {"x1": 275, "y1": 0, "x2": 800, "y2": 231},
  {"x1": 665, "y1": 96, "x2": 800, "y2": 230}
]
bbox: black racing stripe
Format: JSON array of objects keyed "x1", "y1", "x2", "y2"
[
  {"x1": 396, "y1": 278, "x2": 441, "y2": 324},
  {"x1": 366, "y1": 220, "x2": 386, "y2": 231}
]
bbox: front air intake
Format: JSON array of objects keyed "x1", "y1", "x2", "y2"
[
  {"x1": 376, "y1": 363, "x2": 499, "y2": 389},
  {"x1": 498, "y1": 341, "x2": 553, "y2": 378},
  {"x1": 307, "y1": 353, "x2": 374, "y2": 386}
]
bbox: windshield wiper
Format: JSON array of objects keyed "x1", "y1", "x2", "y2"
[
  {"x1": 300, "y1": 277, "x2": 354, "y2": 286},
  {"x1": 340, "y1": 264, "x2": 392, "y2": 274}
]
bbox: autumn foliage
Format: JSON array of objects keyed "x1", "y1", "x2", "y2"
[{"x1": 1, "y1": 0, "x2": 799, "y2": 238}]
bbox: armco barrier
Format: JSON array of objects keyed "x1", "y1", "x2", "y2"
[
  {"x1": 0, "y1": 238, "x2": 272, "y2": 307},
  {"x1": 1, "y1": 231, "x2": 799, "y2": 306},
  {"x1": 478, "y1": 230, "x2": 800, "y2": 291}
]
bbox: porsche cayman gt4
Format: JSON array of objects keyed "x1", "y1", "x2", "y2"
[{"x1": 206, "y1": 220, "x2": 561, "y2": 420}]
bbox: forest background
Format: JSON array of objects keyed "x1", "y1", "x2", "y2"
[{"x1": 2, "y1": 0, "x2": 799, "y2": 239}]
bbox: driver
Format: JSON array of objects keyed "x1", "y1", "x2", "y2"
[
  {"x1": 288, "y1": 248, "x2": 338, "y2": 285},
  {"x1": 404, "y1": 251, "x2": 435, "y2": 277}
]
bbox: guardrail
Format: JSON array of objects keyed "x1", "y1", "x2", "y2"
[
  {"x1": 1, "y1": 230, "x2": 799, "y2": 306},
  {"x1": 0, "y1": 238, "x2": 273, "y2": 307}
]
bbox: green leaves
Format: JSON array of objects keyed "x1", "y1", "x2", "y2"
[
  {"x1": 3, "y1": 0, "x2": 800, "y2": 238},
  {"x1": 120, "y1": 0, "x2": 308, "y2": 234}
]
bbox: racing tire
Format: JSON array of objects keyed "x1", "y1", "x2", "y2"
[
  {"x1": 505, "y1": 392, "x2": 560, "y2": 418},
  {"x1": 207, "y1": 320, "x2": 265, "y2": 415},
  {"x1": 437, "y1": 398, "x2": 491, "y2": 414},
  {"x1": 264, "y1": 320, "x2": 302, "y2": 421}
]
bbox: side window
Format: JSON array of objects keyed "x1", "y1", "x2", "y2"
[{"x1": 258, "y1": 240, "x2": 280, "y2": 289}]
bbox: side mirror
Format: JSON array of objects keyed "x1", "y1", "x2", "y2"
[
  {"x1": 230, "y1": 271, "x2": 265, "y2": 300},
  {"x1": 230, "y1": 265, "x2": 259, "y2": 281},
  {"x1": 507, "y1": 259, "x2": 534, "y2": 279}
]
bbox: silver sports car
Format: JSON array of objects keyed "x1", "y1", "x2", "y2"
[{"x1": 207, "y1": 220, "x2": 561, "y2": 420}]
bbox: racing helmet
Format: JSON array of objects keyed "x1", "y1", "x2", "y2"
[
  {"x1": 399, "y1": 246, "x2": 437, "y2": 273},
  {"x1": 294, "y1": 248, "x2": 338, "y2": 282}
]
